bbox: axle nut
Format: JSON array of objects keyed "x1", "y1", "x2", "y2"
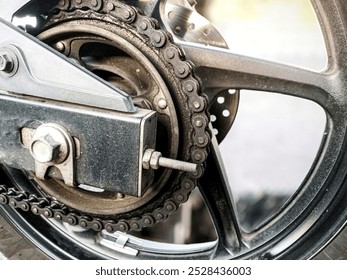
[
  {"x1": 31, "y1": 135, "x2": 61, "y2": 163},
  {"x1": 29, "y1": 124, "x2": 70, "y2": 164}
]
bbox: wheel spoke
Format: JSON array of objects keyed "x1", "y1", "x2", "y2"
[
  {"x1": 180, "y1": 42, "x2": 344, "y2": 115},
  {"x1": 311, "y1": 0, "x2": 347, "y2": 69},
  {"x1": 198, "y1": 133, "x2": 243, "y2": 257}
]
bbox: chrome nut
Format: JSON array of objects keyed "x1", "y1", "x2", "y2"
[
  {"x1": 30, "y1": 134, "x2": 61, "y2": 164},
  {"x1": 29, "y1": 124, "x2": 70, "y2": 165},
  {"x1": 149, "y1": 151, "x2": 162, "y2": 170},
  {"x1": 142, "y1": 149, "x2": 155, "y2": 170}
]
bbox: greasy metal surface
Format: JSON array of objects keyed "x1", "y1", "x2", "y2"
[
  {"x1": 162, "y1": 0, "x2": 239, "y2": 143},
  {"x1": 4, "y1": 0, "x2": 239, "y2": 144},
  {"x1": 127, "y1": 0, "x2": 240, "y2": 143},
  {"x1": 29, "y1": 123, "x2": 76, "y2": 187},
  {"x1": 0, "y1": 94, "x2": 157, "y2": 196}
]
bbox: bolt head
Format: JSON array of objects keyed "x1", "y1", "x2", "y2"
[
  {"x1": 31, "y1": 134, "x2": 61, "y2": 163},
  {"x1": 29, "y1": 124, "x2": 70, "y2": 165},
  {"x1": 158, "y1": 98, "x2": 167, "y2": 109},
  {"x1": 0, "y1": 54, "x2": 14, "y2": 73}
]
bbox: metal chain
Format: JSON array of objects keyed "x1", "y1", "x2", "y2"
[{"x1": 0, "y1": 0, "x2": 210, "y2": 233}]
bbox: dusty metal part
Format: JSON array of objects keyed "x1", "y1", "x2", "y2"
[
  {"x1": 2, "y1": 0, "x2": 347, "y2": 261},
  {"x1": 0, "y1": 93, "x2": 157, "y2": 197},
  {"x1": 5, "y1": 0, "x2": 239, "y2": 144},
  {"x1": 29, "y1": 124, "x2": 70, "y2": 164},
  {"x1": 161, "y1": 0, "x2": 240, "y2": 143},
  {"x1": 0, "y1": 0, "x2": 211, "y2": 232},
  {"x1": 0, "y1": 18, "x2": 135, "y2": 113},
  {"x1": 37, "y1": 20, "x2": 179, "y2": 203},
  {"x1": 29, "y1": 123, "x2": 75, "y2": 186}
]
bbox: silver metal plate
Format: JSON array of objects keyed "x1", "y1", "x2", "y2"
[{"x1": 0, "y1": 18, "x2": 135, "y2": 112}]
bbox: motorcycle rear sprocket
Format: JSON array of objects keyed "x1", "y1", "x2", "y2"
[{"x1": 0, "y1": 0, "x2": 211, "y2": 233}]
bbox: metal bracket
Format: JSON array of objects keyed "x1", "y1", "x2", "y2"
[
  {"x1": 100, "y1": 231, "x2": 141, "y2": 256},
  {"x1": 0, "y1": 94, "x2": 156, "y2": 197},
  {"x1": 99, "y1": 229, "x2": 217, "y2": 256},
  {"x1": 0, "y1": 18, "x2": 135, "y2": 113},
  {"x1": 28, "y1": 123, "x2": 76, "y2": 186}
]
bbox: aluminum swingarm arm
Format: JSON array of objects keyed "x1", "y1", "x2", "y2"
[{"x1": 0, "y1": 16, "x2": 135, "y2": 112}]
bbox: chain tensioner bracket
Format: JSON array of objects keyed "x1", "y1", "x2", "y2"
[{"x1": 0, "y1": 93, "x2": 159, "y2": 197}]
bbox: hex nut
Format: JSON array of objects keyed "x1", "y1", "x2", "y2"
[
  {"x1": 29, "y1": 124, "x2": 70, "y2": 165},
  {"x1": 142, "y1": 149, "x2": 155, "y2": 170},
  {"x1": 0, "y1": 53, "x2": 14, "y2": 73},
  {"x1": 150, "y1": 151, "x2": 162, "y2": 170},
  {"x1": 30, "y1": 134, "x2": 61, "y2": 163}
]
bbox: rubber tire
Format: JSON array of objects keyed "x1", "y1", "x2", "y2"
[
  {"x1": 0, "y1": 206, "x2": 345, "y2": 259},
  {"x1": 314, "y1": 224, "x2": 347, "y2": 260},
  {"x1": 0, "y1": 214, "x2": 48, "y2": 260}
]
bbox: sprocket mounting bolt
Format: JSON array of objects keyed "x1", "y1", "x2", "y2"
[{"x1": 158, "y1": 98, "x2": 168, "y2": 109}]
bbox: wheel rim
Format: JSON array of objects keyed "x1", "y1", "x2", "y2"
[
  {"x1": 1, "y1": 0, "x2": 347, "y2": 259},
  {"x1": 186, "y1": 0, "x2": 347, "y2": 259}
]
